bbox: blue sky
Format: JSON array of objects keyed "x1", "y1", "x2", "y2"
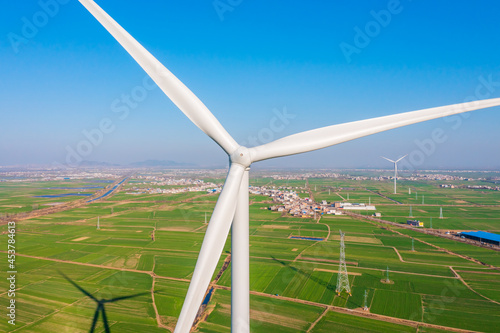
[{"x1": 1, "y1": 0, "x2": 500, "y2": 170}]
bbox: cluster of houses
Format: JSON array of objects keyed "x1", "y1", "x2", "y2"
[
  {"x1": 249, "y1": 186, "x2": 376, "y2": 218},
  {"x1": 440, "y1": 184, "x2": 500, "y2": 191},
  {"x1": 126, "y1": 177, "x2": 221, "y2": 195},
  {"x1": 265, "y1": 171, "x2": 498, "y2": 184},
  {"x1": 408, "y1": 173, "x2": 474, "y2": 181},
  {"x1": 269, "y1": 172, "x2": 343, "y2": 180},
  {"x1": 136, "y1": 175, "x2": 209, "y2": 187},
  {"x1": 465, "y1": 185, "x2": 500, "y2": 191}
]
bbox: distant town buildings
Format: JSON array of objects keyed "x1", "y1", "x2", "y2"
[
  {"x1": 249, "y1": 185, "x2": 376, "y2": 218},
  {"x1": 440, "y1": 183, "x2": 499, "y2": 191},
  {"x1": 126, "y1": 177, "x2": 221, "y2": 195}
]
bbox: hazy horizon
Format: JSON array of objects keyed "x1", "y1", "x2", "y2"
[
  {"x1": 1, "y1": 160, "x2": 500, "y2": 173},
  {"x1": 2, "y1": 1, "x2": 500, "y2": 170}
]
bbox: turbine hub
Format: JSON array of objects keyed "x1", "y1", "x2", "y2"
[{"x1": 230, "y1": 146, "x2": 252, "y2": 167}]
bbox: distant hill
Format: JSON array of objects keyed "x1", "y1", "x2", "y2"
[
  {"x1": 77, "y1": 160, "x2": 196, "y2": 168},
  {"x1": 80, "y1": 160, "x2": 120, "y2": 167},
  {"x1": 128, "y1": 160, "x2": 197, "y2": 167}
]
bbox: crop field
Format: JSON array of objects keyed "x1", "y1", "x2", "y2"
[
  {"x1": 1, "y1": 171, "x2": 500, "y2": 332},
  {"x1": 370, "y1": 289, "x2": 422, "y2": 320},
  {"x1": 311, "y1": 311, "x2": 416, "y2": 332},
  {"x1": 0, "y1": 179, "x2": 113, "y2": 215},
  {"x1": 374, "y1": 205, "x2": 500, "y2": 231}
]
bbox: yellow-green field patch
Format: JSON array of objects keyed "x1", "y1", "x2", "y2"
[
  {"x1": 331, "y1": 235, "x2": 382, "y2": 244},
  {"x1": 71, "y1": 236, "x2": 90, "y2": 242}
]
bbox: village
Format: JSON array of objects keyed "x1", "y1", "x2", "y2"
[{"x1": 249, "y1": 185, "x2": 377, "y2": 218}]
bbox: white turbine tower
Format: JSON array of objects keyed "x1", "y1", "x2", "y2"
[
  {"x1": 76, "y1": 1, "x2": 500, "y2": 332},
  {"x1": 381, "y1": 155, "x2": 407, "y2": 194}
]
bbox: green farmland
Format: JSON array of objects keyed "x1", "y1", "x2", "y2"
[{"x1": 1, "y1": 171, "x2": 500, "y2": 332}]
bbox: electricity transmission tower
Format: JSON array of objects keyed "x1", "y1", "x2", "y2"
[
  {"x1": 363, "y1": 289, "x2": 369, "y2": 310},
  {"x1": 336, "y1": 230, "x2": 351, "y2": 296}
]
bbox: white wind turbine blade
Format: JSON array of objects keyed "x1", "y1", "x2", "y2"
[
  {"x1": 395, "y1": 154, "x2": 408, "y2": 163},
  {"x1": 175, "y1": 164, "x2": 245, "y2": 333},
  {"x1": 381, "y1": 156, "x2": 395, "y2": 163},
  {"x1": 250, "y1": 98, "x2": 500, "y2": 162},
  {"x1": 78, "y1": 0, "x2": 239, "y2": 155}
]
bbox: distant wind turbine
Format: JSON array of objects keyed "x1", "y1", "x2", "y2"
[
  {"x1": 381, "y1": 155, "x2": 408, "y2": 194},
  {"x1": 76, "y1": 1, "x2": 500, "y2": 331}
]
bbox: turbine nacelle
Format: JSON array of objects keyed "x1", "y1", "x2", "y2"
[{"x1": 230, "y1": 146, "x2": 253, "y2": 168}]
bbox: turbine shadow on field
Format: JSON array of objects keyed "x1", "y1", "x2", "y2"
[
  {"x1": 59, "y1": 271, "x2": 151, "y2": 333},
  {"x1": 271, "y1": 256, "x2": 336, "y2": 291}
]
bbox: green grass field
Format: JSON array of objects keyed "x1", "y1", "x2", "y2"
[{"x1": 1, "y1": 172, "x2": 500, "y2": 332}]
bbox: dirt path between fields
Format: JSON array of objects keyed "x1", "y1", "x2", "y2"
[
  {"x1": 393, "y1": 246, "x2": 405, "y2": 262},
  {"x1": 320, "y1": 218, "x2": 331, "y2": 241},
  {"x1": 306, "y1": 307, "x2": 328, "y2": 332},
  {"x1": 213, "y1": 285, "x2": 481, "y2": 333},
  {"x1": 345, "y1": 211, "x2": 500, "y2": 268},
  {"x1": 391, "y1": 246, "x2": 458, "y2": 268},
  {"x1": 0, "y1": 252, "x2": 190, "y2": 283},
  {"x1": 1, "y1": 252, "x2": 482, "y2": 331},
  {"x1": 254, "y1": 254, "x2": 455, "y2": 279},
  {"x1": 150, "y1": 257, "x2": 171, "y2": 331},
  {"x1": 365, "y1": 189, "x2": 403, "y2": 204},
  {"x1": 290, "y1": 215, "x2": 333, "y2": 262},
  {"x1": 455, "y1": 270, "x2": 500, "y2": 275},
  {"x1": 449, "y1": 266, "x2": 500, "y2": 306}
]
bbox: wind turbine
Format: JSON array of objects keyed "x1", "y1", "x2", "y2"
[
  {"x1": 76, "y1": 1, "x2": 500, "y2": 332},
  {"x1": 381, "y1": 155, "x2": 407, "y2": 194},
  {"x1": 60, "y1": 272, "x2": 149, "y2": 333}
]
